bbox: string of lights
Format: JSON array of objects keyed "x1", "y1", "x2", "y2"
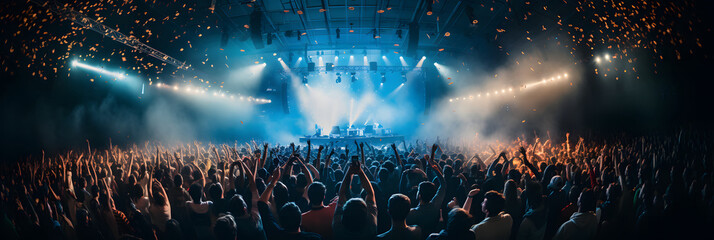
[
  {"x1": 449, "y1": 72, "x2": 569, "y2": 103},
  {"x1": 153, "y1": 82, "x2": 271, "y2": 104}
]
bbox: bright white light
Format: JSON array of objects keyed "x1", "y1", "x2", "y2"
[
  {"x1": 422, "y1": 56, "x2": 426, "y2": 59},
  {"x1": 564, "y1": 73, "x2": 568, "y2": 78},
  {"x1": 509, "y1": 88, "x2": 513, "y2": 92},
  {"x1": 415, "y1": 56, "x2": 426, "y2": 68},
  {"x1": 399, "y1": 56, "x2": 408, "y2": 67},
  {"x1": 595, "y1": 57, "x2": 601, "y2": 63},
  {"x1": 156, "y1": 82, "x2": 162, "y2": 87},
  {"x1": 72, "y1": 61, "x2": 125, "y2": 79},
  {"x1": 173, "y1": 86, "x2": 179, "y2": 91},
  {"x1": 382, "y1": 56, "x2": 386, "y2": 59},
  {"x1": 278, "y1": 58, "x2": 282, "y2": 61},
  {"x1": 501, "y1": 89, "x2": 505, "y2": 93},
  {"x1": 449, "y1": 99, "x2": 453, "y2": 102},
  {"x1": 604, "y1": 53, "x2": 610, "y2": 59},
  {"x1": 298, "y1": 57, "x2": 303, "y2": 60}
]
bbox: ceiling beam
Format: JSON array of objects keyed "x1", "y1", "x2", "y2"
[
  {"x1": 255, "y1": 0, "x2": 286, "y2": 47},
  {"x1": 434, "y1": 0, "x2": 465, "y2": 44},
  {"x1": 320, "y1": 0, "x2": 333, "y2": 44}
]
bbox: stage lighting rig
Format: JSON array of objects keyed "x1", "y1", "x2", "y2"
[
  {"x1": 381, "y1": 72, "x2": 386, "y2": 84},
  {"x1": 302, "y1": 74, "x2": 308, "y2": 85},
  {"x1": 350, "y1": 72, "x2": 357, "y2": 82}
]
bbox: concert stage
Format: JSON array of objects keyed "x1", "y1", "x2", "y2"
[{"x1": 298, "y1": 135, "x2": 406, "y2": 146}]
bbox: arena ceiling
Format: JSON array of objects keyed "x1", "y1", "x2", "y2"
[{"x1": 213, "y1": 0, "x2": 578, "y2": 55}]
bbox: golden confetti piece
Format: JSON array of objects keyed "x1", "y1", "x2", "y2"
[
  {"x1": 349, "y1": 7, "x2": 355, "y2": 10},
  {"x1": 522, "y1": 120, "x2": 526, "y2": 123},
  {"x1": 444, "y1": 32, "x2": 451, "y2": 36},
  {"x1": 377, "y1": 10, "x2": 385, "y2": 13},
  {"x1": 448, "y1": 82, "x2": 454, "y2": 85},
  {"x1": 240, "y1": 121, "x2": 244, "y2": 124}
]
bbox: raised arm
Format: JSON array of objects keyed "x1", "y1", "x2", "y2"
[
  {"x1": 463, "y1": 188, "x2": 480, "y2": 212},
  {"x1": 429, "y1": 157, "x2": 446, "y2": 206},
  {"x1": 337, "y1": 161, "x2": 355, "y2": 205},
  {"x1": 487, "y1": 151, "x2": 505, "y2": 177},
  {"x1": 306, "y1": 140, "x2": 312, "y2": 168},
  {"x1": 296, "y1": 156, "x2": 314, "y2": 199},
  {"x1": 190, "y1": 161, "x2": 206, "y2": 187},
  {"x1": 315, "y1": 145, "x2": 323, "y2": 170},
  {"x1": 261, "y1": 143, "x2": 269, "y2": 168},
  {"x1": 259, "y1": 167, "x2": 281, "y2": 204},
  {"x1": 520, "y1": 147, "x2": 541, "y2": 179},
  {"x1": 355, "y1": 161, "x2": 375, "y2": 204},
  {"x1": 391, "y1": 143, "x2": 404, "y2": 168},
  {"x1": 240, "y1": 160, "x2": 259, "y2": 214}
]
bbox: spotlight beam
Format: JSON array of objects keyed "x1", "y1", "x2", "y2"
[{"x1": 72, "y1": 60, "x2": 125, "y2": 79}]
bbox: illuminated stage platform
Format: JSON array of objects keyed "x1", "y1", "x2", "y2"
[{"x1": 298, "y1": 135, "x2": 405, "y2": 146}]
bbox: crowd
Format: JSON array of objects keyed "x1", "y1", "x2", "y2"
[{"x1": 1, "y1": 132, "x2": 712, "y2": 240}]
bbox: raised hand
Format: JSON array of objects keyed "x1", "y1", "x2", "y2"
[{"x1": 468, "y1": 188, "x2": 481, "y2": 197}]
